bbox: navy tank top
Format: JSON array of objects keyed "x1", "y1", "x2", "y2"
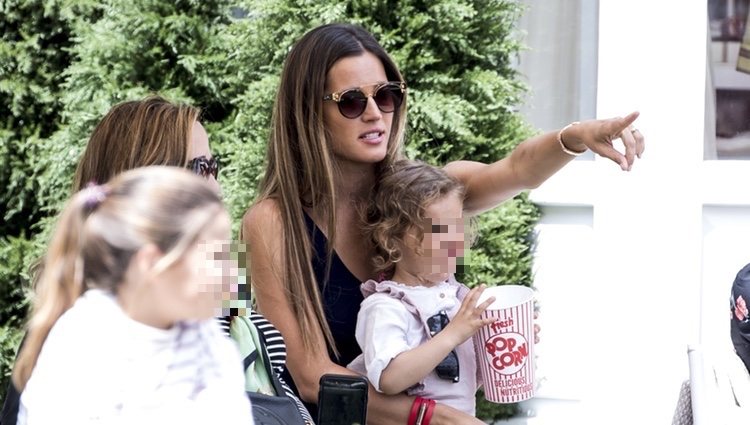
[{"x1": 279, "y1": 212, "x2": 366, "y2": 417}]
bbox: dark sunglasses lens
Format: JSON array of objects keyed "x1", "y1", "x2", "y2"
[
  {"x1": 435, "y1": 351, "x2": 459, "y2": 381},
  {"x1": 338, "y1": 91, "x2": 368, "y2": 118},
  {"x1": 427, "y1": 312, "x2": 450, "y2": 335},
  {"x1": 188, "y1": 157, "x2": 219, "y2": 179},
  {"x1": 427, "y1": 315, "x2": 442, "y2": 335},
  {"x1": 373, "y1": 85, "x2": 402, "y2": 112},
  {"x1": 189, "y1": 160, "x2": 203, "y2": 176},
  {"x1": 207, "y1": 159, "x2": 219, "y2": 179}
]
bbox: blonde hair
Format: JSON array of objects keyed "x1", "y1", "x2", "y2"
[
  {"x1": 13, "y1": 167, "x2": 222, "y2": 390},
  {"x1": 73, "y1": 95, "x2": 200, "y2": 191},
  {"x1": 247, "y1": 24, "x2": 407, "y2": 356},
  {"x1": 363, "y1": 160, "x2": 465, "y2": 276}
]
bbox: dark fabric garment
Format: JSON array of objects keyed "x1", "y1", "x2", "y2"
[
  {"x1": 0, "y1": 379, "x2": 20, "y2": 425},
  {"x1": 279, "y1": 212, "x2": 366, "y2": 420},
  {"x1": 730, "y1": 262, "x2": 750, "y2": 373},
  {"x1": 0, "y1": 334, "x2": 25, "y2": 425},
  {"x1": 304, "y1": 213, "x2": 365, "y2": 367},
  {"x1": 731, "y1": 327, "x2": 750, "y2": 373}
]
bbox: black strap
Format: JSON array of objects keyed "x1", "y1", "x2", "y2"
[
  {"x1": 254, "y1": 325, "x2": 287, "y2": 397},
  {"x1": 243, "y1": 350, "x2": 259, "y2": 371},
  {"x1": 0, "y1": 333, "x2": 26, "y2": 425}
]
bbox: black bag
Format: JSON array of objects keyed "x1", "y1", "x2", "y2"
[
  {"x1": 233, "y1": 318, "x2": 308, "y2": 425},
  {"x1": 249, "y1": 391, "x2": 306, "y2": 425}
]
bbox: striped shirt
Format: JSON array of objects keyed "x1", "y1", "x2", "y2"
[{"x1": 218, "y1": 314, "x2": 314, "y2": 424}]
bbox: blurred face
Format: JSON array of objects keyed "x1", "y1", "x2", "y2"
[
  {"x1": 323, "y1": 52, "x2": 394, "y2": 168},
  {"x1": 189, "y1": 121, "x2": 220, "y2": 194},
  {"x1": 159, "y1": 210, "x2": 233, "y2": 322},
  {"x1": 400, "y1": 191, "x2": 466, "y2": 284}
]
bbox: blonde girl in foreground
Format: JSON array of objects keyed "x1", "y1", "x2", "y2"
[{"x1": 13, "y1": 167, "x2": 253, "y2": 425}]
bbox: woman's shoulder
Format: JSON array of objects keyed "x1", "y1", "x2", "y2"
[
  {"x1": 245, "y1": 197, "x2": 281, "y2": 217},
  {"x1": 244, "y1": 198, "x2": 282, "y2": 223},
  {"x1": 242, "y1": 198, "x2": 283, "y2": 239}
]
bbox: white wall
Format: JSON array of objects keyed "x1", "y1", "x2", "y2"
[{"x1": 519, "y1": 1, "x2": 727, "y2": 424}]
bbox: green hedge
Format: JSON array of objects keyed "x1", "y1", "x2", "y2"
[{"x1": 0, "y1": 1, "x2": 537, "y2": 419}]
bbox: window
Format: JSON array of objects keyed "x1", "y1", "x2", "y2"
[{"x1": 707, "y1": 0, "x2": 750, "y2": 159}]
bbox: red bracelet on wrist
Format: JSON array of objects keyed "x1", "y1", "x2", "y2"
[
  {"x1": 410, "y1": 397, "x2": 436, "y2": 425},
  {"x1": 422, "y1": 399, "x2": 437, "y2": 425},
  {"x1": 408, "y1": 397, "x2": 424, "y2": 425}
]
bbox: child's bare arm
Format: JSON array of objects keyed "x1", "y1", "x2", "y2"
[{"x1": 378, "y1": 285, "x2": 495, "y2": 394}]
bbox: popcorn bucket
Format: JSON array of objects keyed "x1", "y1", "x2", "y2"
[{"x1": 473, "y1": 285, "x2": 535, "y2": 403}]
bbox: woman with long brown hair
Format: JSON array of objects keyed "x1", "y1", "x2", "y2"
[
  {"x1": 243, "y1": 23, "x2": 645, "y2": 424},
  {"x1": 71, "y1": 95, "x2": 219, "y2": 192}
]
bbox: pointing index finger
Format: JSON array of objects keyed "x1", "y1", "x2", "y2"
[{"x1": 617, "y1": 111, "x2": 640, "y2": 133}]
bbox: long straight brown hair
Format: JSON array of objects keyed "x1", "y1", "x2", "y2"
[
  {"x1": 247, "y1": 24, "x2": 407, "y2": 357},
  {"x1": 29, "y1": 96, "x2": 201, "y2": 287},
  {"x1": 73, "y1": 95, "x2": 200, "y2": 190}
]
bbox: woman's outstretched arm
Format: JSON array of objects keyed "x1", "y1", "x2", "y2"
[{"x1": 445, "y1": 112, "x2": 644, "y2": 215}]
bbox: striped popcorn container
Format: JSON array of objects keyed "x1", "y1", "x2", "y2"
[{"x1": 472, "y1": 285, "x2": 535, "y2": 403}]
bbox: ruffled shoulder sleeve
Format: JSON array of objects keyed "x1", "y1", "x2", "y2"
[{"x1": 361, "y1": 279, "x2": 425, "y2": 315}]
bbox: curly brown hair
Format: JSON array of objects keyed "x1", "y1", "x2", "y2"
[{"x1": 363, "y1": 159, "x2": 465, "y2": 276}]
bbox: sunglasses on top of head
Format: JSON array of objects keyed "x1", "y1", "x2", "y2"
[
  {"x1": 322, "y1": 81, "x2": 407, "y2": 119},
  {"x1": 187, "y1": 155, "x2": 220, "y2": 179}
]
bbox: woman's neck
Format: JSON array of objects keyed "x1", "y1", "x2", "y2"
[
  {"x1": 306, "y1": 163, "x2": 375, "y2": 230},
  {"x1": 333, "y1": 162, "x2": 377, "y2": 202}
]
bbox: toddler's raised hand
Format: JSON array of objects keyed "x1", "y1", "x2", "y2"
[{"x1": 444, "y1": 284, "x2": 496, "y2": 346}]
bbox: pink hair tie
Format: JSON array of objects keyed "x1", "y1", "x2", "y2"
[{"x1": 82, "y1": 182, "x2": 110, "y2": 212}]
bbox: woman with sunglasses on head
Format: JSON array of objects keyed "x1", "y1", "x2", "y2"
[
  {"x1": 1, "y1": 96, "x2": 313, "y2": 425},
  {"x1": 242, "y1": 23, "x2": 645, "y2": 424},
  {"x1": 347, "y1": 159, "x2": 497, "y2": 418}
]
